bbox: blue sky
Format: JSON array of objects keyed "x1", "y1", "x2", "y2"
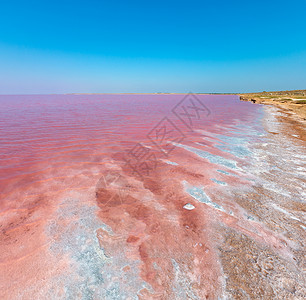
[{"x1": 0, "y1": 0, "x2": 305, "y2": 94}]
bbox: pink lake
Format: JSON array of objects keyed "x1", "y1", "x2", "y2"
[{"x1": 1, "y1": 94, "x2": 304, "y2": 299}]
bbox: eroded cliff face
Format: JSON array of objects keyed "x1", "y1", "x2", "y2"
[{"x1": 0, "y1": 94, "x2": 305, "y2": 299}]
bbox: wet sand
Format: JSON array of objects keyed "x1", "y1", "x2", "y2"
[{"x1": 0, "y1": 94, "x2": 305, "y2": 299}]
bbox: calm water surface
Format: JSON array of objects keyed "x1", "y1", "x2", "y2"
[
  {"x1": 1, "y1": 94, "x2": 305, "y2": 299},
  {"x1": 0, "y1": 94, "x2": 262, "y2": 210}
]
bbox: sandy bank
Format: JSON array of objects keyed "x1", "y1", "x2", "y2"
[{"x1": 239, "y1": 90, "x2": 306, "y2": 123}]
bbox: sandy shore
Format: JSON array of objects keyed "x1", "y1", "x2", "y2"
[
  {"x1": 218, "y1": 104, "x2": 306, "y2": 298},
  {"x1": 239, "y1": 90, "x2": 306, "y2": 123}
]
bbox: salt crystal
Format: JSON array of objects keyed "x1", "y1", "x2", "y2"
[{"x1": 183, "y1": 203, "x2": 195, "y2": 210}]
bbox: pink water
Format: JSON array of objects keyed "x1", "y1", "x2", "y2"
[
  {"x1": 0, "y1": 94, "x2": 261, "y2": 207},
  {"x1": 1, "y1": 94, "x2": 275, "y2": 298}
]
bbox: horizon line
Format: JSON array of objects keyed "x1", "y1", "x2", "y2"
[{"x1": 0, "y1": 89, "x2": 305, "y2": 96}]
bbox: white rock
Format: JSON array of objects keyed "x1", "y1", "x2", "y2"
[{"x1": 183, "y1": 203, "x2": 195, "y2": 210}]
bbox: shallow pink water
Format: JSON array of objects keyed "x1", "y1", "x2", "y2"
[
  {"x1": 1, "y1": 94, "x2": 272, "y2": 298},
  {"x1": 0, "y1": 94, "x2": 261, "y2": 208}
]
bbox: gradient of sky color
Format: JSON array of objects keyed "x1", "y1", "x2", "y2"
[{"x1": 0, "y1": 0, "x2": 305, "y2": 94}]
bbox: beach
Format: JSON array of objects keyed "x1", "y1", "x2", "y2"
[
  {"x1": 0, "y1": 94, "x2": 305, "y2": 299},
  {"x1": 239, "y1": 90, "x2": 306, "y2": 122}
]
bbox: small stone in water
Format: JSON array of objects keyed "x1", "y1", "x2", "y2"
[{"x1": 183, "y1": 203, "x2": 195, "y2": 210}]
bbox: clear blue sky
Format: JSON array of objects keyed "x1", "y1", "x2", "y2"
[{"x1": 0, "y1": 0, "x2": 305, "y2": 94}]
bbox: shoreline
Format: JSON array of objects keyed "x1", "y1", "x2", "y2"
[
  {"x1": 238, "y1": 90, "x2": 306, "y2": 123},
  {"x1": 240, "y1": 95, "x2": 306, "y2": 143}
]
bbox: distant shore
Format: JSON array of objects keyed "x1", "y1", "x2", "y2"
[{"x1": 238, "y1": 90, "x2": 306, "y2": 122}]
